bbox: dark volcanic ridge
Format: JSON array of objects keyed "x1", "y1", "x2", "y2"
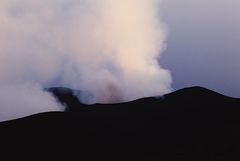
[
  {"x1": 0, "y1": 86, "x2": 240, "y2": 160},
  {"x1": 47, "y1": 86, "x2": 240, "y2": 112},
  {"x1": 47, "y1": 87, "x2": 85, "y2": 110}
]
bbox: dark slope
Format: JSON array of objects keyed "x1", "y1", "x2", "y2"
[
  {"x1": 46, "y1": 87, "x2": 85, "y2": 110},
  {"x1": 1, "y1": 87, "x2": 240, "y2": 159}
]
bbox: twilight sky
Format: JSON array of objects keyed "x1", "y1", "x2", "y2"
[
  {"x1": 160, "y1": 0, "x2": 240, "y2": 97},
  {"x1": 0, "y1": 0, "x2": 240, "y2": 121}
]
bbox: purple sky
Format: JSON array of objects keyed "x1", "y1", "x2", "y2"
[
  {"x1": 160, "y1": 0, "x2": 240, "y2": 97},
  {"x1": 0, "y1": 0, "x2": 240, "y2": 121}
]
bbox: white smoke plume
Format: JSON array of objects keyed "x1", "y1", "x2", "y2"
[{"x1": 0, "y1": 0, "x2": 172, "y2": 121}]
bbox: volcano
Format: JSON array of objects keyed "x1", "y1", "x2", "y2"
[{"x1": 0, "y1": 86, "x2": 240, "y2": 160}]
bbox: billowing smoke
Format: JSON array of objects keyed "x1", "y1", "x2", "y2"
[{"x1": 0, "y1": 0, "x2": 172, "y2": 121}]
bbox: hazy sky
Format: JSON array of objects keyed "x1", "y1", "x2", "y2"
[
  {"x1": 160, "y1": 0, "x2": 240, "y2": 97},
  {"x1": 0, "y1": 0, "x2": 240, "y2": 121}
]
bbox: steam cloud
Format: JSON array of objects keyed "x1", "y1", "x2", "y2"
[{"x1": 0, "y1": 0, "x2": 172, "y2": 121}]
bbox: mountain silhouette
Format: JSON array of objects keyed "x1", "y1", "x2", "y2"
[{"x1": 0, "y1": 86, "x2": 240, "y2": 160}]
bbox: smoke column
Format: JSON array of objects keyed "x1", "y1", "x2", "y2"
[{"x1": 0, "y1": 0, "x2": 172, "y2": 121}]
